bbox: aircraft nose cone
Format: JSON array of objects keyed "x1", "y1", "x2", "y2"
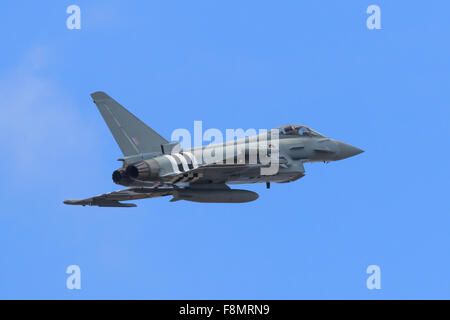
[{"x1": 336, "y1": 142, "x2": 364, "y2": 160}]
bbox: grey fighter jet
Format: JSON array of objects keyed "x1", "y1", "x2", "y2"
[{"x1": 64, "y1": 92, "x2": 363, "y2": 207}]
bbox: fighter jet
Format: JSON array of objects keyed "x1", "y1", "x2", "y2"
[{"x1": 64, "y1": 92, "x2": 363, "y2": 207}]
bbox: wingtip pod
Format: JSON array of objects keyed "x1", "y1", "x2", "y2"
[{"x1": 63, "y1": 199, "x2": 137, "y2": 207}]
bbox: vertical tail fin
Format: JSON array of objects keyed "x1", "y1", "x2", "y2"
[{"x1": 91, "y1": 91, "x2": 168, "y2": 156}]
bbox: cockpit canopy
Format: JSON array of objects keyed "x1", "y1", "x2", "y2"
[{"x1": 275, "y1": 125, "x2": 325, "y2": 137}]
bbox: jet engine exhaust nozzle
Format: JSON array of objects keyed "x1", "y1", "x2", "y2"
[
  {"x1": 126, "y1": 159, "x2": 160, "y2": 180},
  {"x1": 112, "y1": 170, "x2": 125, "y2": 183}
]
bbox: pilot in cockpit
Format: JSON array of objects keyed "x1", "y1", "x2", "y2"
[{"x1": 277, "y1": 125, "x2": 324, "y2": 137}]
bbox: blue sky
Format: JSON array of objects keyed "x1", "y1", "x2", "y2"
[{"x1": 0, "y1": 0, "x2": 449, "y2": 299}]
